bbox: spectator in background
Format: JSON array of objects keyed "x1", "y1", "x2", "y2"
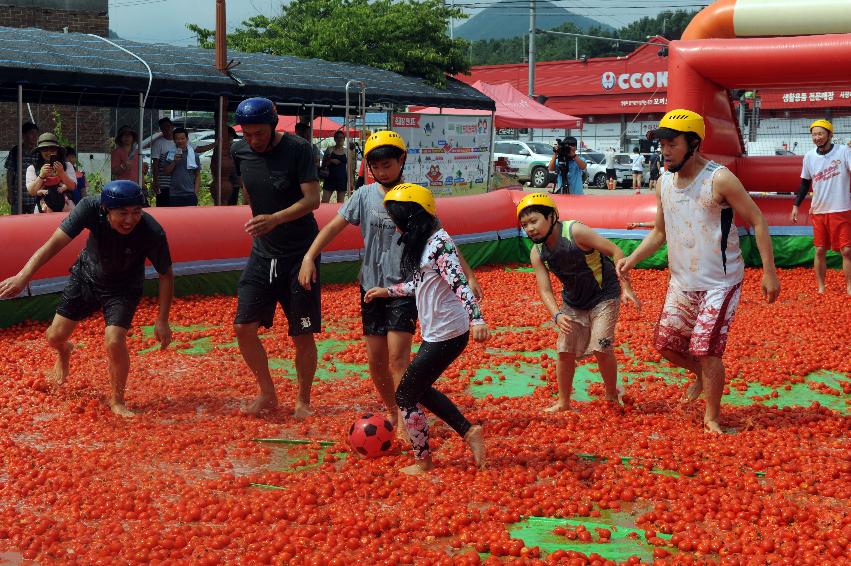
[
  {"x1": 160, "y1": 128, "x2": 200, "y2": 207},
  {"x1": 209, "y1": 126, "x2": 241, "y2": 205},
  {"x1": 294, "y1": 122, "x2": 322, "y2": 170},
  {"x1": 648, "y1": 147, "x2": 662, "y2": 192},
  {"x1": 4, "y1": 121, "x2": 40, "y2": 214},
  {"x1": 111, "y1": 125, "x2": 148, "y2": 182},
  {"x1": 152, "y1": 117, "x2": 176, "y2": 207},
  {"x1": 548, "y1": 136, "x2": 586, "y2": 195},
  {"x1": 604, "y1": 146, "x2": 617, "y2": 190},
  {"x1": 321, "y1": 130, "x2": 349, "y2": 203},
  {"x1": 65, "y1": 147, "x2": 86, "y2": 204},
  {"x1": 630, "y1": 147, "x2": 644, "y2": 195},
  {"x1": 27, "y1": 133, "x2": 76, "y2": 213}
]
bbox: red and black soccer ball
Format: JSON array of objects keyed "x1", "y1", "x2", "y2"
[{"x1": 348, "y1": 413, "x2": 394, "y2": 458}]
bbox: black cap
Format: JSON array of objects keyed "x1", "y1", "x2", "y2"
[{"x1": 646, "y1": 127, "x2": 684, "y2": 141}]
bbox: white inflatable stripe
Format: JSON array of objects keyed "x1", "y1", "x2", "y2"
[{"x1": 734, "y1": 0, "x2": 851, "y2": 37}]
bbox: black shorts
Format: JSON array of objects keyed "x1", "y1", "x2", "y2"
[
  {"x1": 234, "y1": 252, "x2": 322, "y2": 335},
  {"x1": 360, "y1": 287, "x2": 417, "y2": 336},
  {"x1": 56, "y1": 273, "x2": 141, "y2": 329},
  {"x1": 606, "y1": 168, "x2": 617, "y2": 180},
  {"x1": 649, "y1": 170, "x2": 660, "y2": 181}
]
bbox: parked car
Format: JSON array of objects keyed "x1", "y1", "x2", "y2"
[
  {"x1": 580, "y1": 155, "x2": 609, "y2": 189},
  {"x1": 604, "y1": 152, "x2": 651, "y2": 188},
  {"x1": 492, "y1": 140, "x2": 556, "y2": 188},
  {"x1": 578, "y1": 150, "x2": 605, "y2": 165}
]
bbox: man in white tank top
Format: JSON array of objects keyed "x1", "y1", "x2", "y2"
[{"x1": 617, "y1": 109, "x2": 780, "y2": 434}]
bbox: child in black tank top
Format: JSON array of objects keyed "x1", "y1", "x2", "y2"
[{"x1": 517, "y1": 193, "x2": 640, "y2": 412}]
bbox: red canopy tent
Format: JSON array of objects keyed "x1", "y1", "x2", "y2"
[
  {"x1": 414, "y1": 81, "x2": 582, "y2": 129},
  {"x1": 234, "y1": 115, "x2": 353, "y2": 138}
]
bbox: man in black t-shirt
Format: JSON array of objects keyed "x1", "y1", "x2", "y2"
[
  {"x1": 0, "y1": 181, "x2": 174, "y2": 417},
  {"x1": 231, "y1": 97, "x2": 321, "y2": 418}
]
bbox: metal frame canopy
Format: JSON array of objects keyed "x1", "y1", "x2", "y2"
[{"x1": 0, "y1": 26, "x2": 495, "y2": 112}]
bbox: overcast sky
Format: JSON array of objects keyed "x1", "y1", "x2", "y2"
[{"x1": 109, "y1": 0, "x2": 708, "y2": 47}]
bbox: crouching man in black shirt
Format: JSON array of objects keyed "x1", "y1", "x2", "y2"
[
  {"x1": 231, "y1": 97, "x2": 322, "y2": 418},
  {"x1": 0, "y1": 181, "x2": 174, "y2": 417}
]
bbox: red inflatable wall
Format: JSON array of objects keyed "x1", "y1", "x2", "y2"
[
  {"x1": 0, "y1": 191, "x2": 807, "y2": 287},
  {"x1": 0, "y1": 191, "x2": 520, "y2": 285}
]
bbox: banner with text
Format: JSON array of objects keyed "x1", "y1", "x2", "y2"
[{"x1": 392, "y1": 113, "x2": 491, "y2": 196}]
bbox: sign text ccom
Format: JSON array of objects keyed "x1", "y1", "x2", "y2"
[{"x1": 601, "y1": 71, "x2": 668, "y2": 91}]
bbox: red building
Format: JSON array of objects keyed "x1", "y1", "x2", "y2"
[{"x1": 463, "y1": 38, "x2": 851, "y2": 155}]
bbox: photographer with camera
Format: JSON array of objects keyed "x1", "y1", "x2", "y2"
[{"x1": 547, "y1": 136, "x2": 587, "y2": 195}]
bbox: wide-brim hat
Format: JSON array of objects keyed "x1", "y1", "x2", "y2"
[
  {"x1": 35, "y1": 132, "x2": 61, "y2": 150},
  {"x1": 115, "y1": 126, "x2": 139, "y2": 145}
]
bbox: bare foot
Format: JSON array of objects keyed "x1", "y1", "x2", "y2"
[
  {"x1": 50, "y1": 342, "x2": 74, "y2": 387},
  {"x1": 703, "y1": 420, "x2": 723, "y2": 434},
  {"x1": 817, "y1": 285, "x2": 826, "y2": 294},
  {"x1": 464, "y1": 425, "x2": 486, "y2": 470},
  {"x1": 681, "y1": 379, "x2": 703, "y2": 403},
  {"x1": 293, "y1": 401, "x2": 312, "y2": 420},
  {"x1": 544, "y1": 401, "x2": 571, "y2": 413},
  {"x1": 604, "y1": 395, "x2": 624, "y2": 409},
  {"x1": 241, "y1": 393, "x2": 279, "y2": 416},
  {"x1": 394, "y1": 409, "x2": 412, "y2": 442},
  {"x1": 400, "y1": 460, "x2": 433, "y2": 475},
  {"x1": 109, "y1": 401, "x2": 136, "y2": 418}
]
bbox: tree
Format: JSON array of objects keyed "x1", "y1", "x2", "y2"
[{"x1": 188, "y1": 0, "x2": 470, "y2": 88}]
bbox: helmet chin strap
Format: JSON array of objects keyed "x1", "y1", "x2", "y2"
[
  {"x1": 668, "y1": 142, "x2": 698, "y2": 174},
  {"x1": 530, "y1": 212, "x2": 558, "y2": 244}
]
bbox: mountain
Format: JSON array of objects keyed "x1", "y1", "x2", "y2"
[{"x1": 454, "y1": 1, "x2": 614, "y2": 42}]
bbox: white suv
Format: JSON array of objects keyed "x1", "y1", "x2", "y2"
[{"x1": 493, "y1": 140, "x2": 557, "y2": 188}]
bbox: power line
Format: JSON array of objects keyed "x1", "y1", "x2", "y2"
[{"x1": 110, "y1": 0, "x2": 169, "y2": 7}]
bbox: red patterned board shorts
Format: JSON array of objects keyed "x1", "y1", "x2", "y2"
[{"x1": 653, "y1": 282, "x2": 742, "y2": 358}]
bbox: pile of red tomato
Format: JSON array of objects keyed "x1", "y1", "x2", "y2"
[{"x1": 0, "y1": 266, "x2": 848, "y2": 564}]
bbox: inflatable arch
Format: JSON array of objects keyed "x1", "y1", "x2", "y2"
[{"x1": 670, "y1": 1, "x2": 851, "y2": 192}]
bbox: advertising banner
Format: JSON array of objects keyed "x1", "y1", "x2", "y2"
[{"x1": 392, "y1": 113, "x2": 491, "y2": 196}]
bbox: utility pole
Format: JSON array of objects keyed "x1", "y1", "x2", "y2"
[
  {"x1": 451, "y1": 0, "x2": 455, "y2": 40},
  {"x1": 214, "y1": 0, "x2": 227, "y2": 206},
  {"x1": 528, "y1": 0, "x2": 536, "y2": 141}
]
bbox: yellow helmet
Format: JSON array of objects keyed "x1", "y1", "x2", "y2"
[
  {"x1": 516, "y1": 192, "x2": 557, "y2": 219},
  {"x1": 364, "y1": 130, "x2": 407, "y2": 160},
  {"x1": 383, "y1": 183, "x2": 436, "y2": 216},
  {"x1": 810, "y1": 119, "x2": 833, "y2": 133},
  {"x1": 647, "y1": 109, "x2": 706, "y2": 141}
]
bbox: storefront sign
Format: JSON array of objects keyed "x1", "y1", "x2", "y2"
[{"x1": 602, "y1": 71, "x2": 668, "y2": 91}]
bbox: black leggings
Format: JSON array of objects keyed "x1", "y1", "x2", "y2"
[{"x1": 395, "y1": 332, "x2": 471, "y2": 459}]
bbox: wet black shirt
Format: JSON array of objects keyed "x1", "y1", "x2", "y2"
[
  {"x1": 231, "y1": 134, "x2": 319, "y2": 258},
  {"x1": 59, "y1": 197, "x2": 172, "y2": 293}
]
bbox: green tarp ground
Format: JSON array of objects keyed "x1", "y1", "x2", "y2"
[
  {"x1": 9, "y1": 290, "x2": 842, "y2": 562},
  {"x1": 509, "y1": 515, "x2": 673, "y2": 563}
]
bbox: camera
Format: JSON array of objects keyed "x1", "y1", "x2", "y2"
[{"x1": 554, "y1": 137, "x2": 577, "y2": 161}]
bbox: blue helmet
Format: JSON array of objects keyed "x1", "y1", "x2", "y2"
[
  {"x1": 235, "y1": 97, "x2": 278, "y2": 126},
  {"x1": 100, "y1": 180, "x2": 145, "y2": 209}
]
